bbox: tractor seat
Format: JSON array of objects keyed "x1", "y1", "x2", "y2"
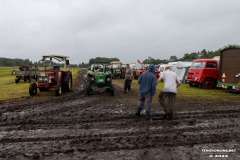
[{"x1": 53, "y1": 66, "x2": 60, "y2": 70}]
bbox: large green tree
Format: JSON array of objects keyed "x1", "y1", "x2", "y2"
[{"x1": 89, "y1": 57, "x2": 120, "y2": 65}]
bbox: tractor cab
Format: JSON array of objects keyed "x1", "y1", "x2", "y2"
[{"x1": 29, "y1": 55, "x2": 72, "y2": 96}]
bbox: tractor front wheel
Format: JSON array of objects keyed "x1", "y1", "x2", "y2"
[
  {"x1": 29, "y1": 83, "x2": 37, "y2": 96},
  {"x1": 55, "y1": 83, "x2": 62, "y2": 96}
]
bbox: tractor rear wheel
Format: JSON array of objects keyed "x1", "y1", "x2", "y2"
[
  {"x1": 66, "y1": 76, "x2": 72, "y2": 91},
  {"x1": 63, "y1": 75, "x2": 72, "y2": 91},
  {"x1": 29, "y1": 83, "x2": 37, "y2": 96},
  {"x1": 55, "y1": 83, "x2": 62, "y2": 96}
]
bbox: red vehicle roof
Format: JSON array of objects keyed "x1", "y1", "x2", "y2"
[{"x1": 193, "y1": 59, "x2": 217, "y2": 62}]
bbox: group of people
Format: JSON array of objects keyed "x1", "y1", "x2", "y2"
[{"x1": 122, "y1": 64, "x2": 181, "y2": 121}]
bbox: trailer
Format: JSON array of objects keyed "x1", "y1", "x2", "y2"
[
  {"x1": 174, "y1": 62, "x2": 192, "y2": 84},
  {"x1": 12, "y1": 68, "x2": 39, "y2": 83},
  {"x1": 218, "y1": 48, "x2": 240, "y2": 93}
]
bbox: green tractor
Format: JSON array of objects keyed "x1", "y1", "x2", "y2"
[
  {"x1": 87, "y1": 62, "x2": 114, "y2": 96},
  {"x1": 110, "y1": 61, "x2": 123, "y2": 79}
]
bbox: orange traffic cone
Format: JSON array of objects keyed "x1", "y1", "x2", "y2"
[{"x1": 222, "y1": 73, "x2": 226, "y2": 78}]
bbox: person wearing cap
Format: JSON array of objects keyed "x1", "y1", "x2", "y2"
[
  {"x1": 157, "y1": 66, "x2": 181, "y2": 120},
  {"x1": 135, "y1": 64, "x2": 156, "y2": 121}
]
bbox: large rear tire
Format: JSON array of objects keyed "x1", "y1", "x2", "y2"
[
  {"x1": 55, "y1": 83, "x2": 62, "y2": 96},
  {"x1": 63, "y1": 75, "x2": 72, "y2": 91},
  {"x1": 66, "y1": 76, "x2": 72, "y2": 91},
  {"x1": 29, "y1": 83, "x2": 37, "y2": 96}
]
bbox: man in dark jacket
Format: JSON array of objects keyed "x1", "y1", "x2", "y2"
[{"x1": 135, "y1": 64, "x2": 156, "y2": 121}]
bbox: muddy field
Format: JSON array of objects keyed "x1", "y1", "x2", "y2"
[{"x1": 0, "y1": 70, "x2": 239, "y2": 160}]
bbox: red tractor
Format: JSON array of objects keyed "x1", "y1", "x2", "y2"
[
  {"x1": 133, "y1": 64, "x2": 147, "y2": 79},
  {"x1": 29, "y1": 55, "x2": 72, "y2": 96}
]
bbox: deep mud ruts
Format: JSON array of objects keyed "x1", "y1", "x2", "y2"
[{"x1": 0, "y1": 69, "x2": 239, "y2": 160}]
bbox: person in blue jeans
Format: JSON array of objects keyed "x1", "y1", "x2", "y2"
[{"x1": 135, "y1": 64, "x2": 156, "y2": 121}]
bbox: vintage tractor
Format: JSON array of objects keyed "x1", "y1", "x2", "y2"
[
  {"x1": 110, "y1": 61, "x2": 123, "y2": 78},
  {"x1": 133, "y1": 64, "x2": 149, "y2": 79},
  {"x1": 29, "y1": 55, "x2": 72, "y2": 96},
  {"x1": 87, "y1": 62, "x2": 114, "y2": 96}
]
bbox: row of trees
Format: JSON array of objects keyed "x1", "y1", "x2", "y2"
[
  {"x1": 0, "y1": 58, "x2": 79, "y2": 68},
  {"x1": 1, "y1": 44, "x2": 239, "y2": 67},
  {"x1": 143, "y1": 44, "x2": 240, "y2": 64},
  {"x1": 0, "y1": 58, "x2": 32, "y2": 67},
  {"x1": 0, "y1": 57, "x2": 118, "y2": 68},
  {"x1": 88, "y1": 57, "x2": 120, "y2": 65},
  {"x1": 142, "y1": 49, "x2": 219, "y2": 64}
]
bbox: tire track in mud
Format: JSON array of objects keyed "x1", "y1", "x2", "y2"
[{"x1": 0, "y1": 69, "x2": 239, "y2": 159}]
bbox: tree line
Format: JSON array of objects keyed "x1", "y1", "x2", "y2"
[
  {"x1": 0, "y1": 58, "x2": 78, "y2": 68},
  {"x1": 1, "y1": 44, "x2": 239, "y2": 67},
  {"x1": 142, "y1": 49, "x2": 219, "y2": 64},
  {"x1": 142, "y1": 44, "x2": 240, "y2": 64}
]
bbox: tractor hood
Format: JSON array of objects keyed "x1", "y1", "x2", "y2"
[{"x1": 87, "y1": 70, "x2": 94, "y2": 75}]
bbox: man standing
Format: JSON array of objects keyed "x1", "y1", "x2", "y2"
[
  {"x1": 136, "y1": 64, "x2": 156, "y2": 121},
  {"x1": 123, "y1": 64, "x2": 133, "y2": 93},
  {"x1": 157, "y1": 66, "x2": 181, "y2": 120}
]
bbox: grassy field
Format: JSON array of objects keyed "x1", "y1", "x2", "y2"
[
  {"x1": 1, "y1": 67, "x2": 239, "y2": 102},
  {"x1": 0, "y1": 67, "x2": 80, "y2": 101},
  {"x1": 132, "y1": 79, "x2": 240, "y2": 102}
]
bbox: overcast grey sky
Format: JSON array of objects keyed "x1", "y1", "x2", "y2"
[{"x1": 0, "y1": 0, "x2": 240, "y2": 64}]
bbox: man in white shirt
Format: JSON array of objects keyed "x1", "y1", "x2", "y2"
[{"x1": 157, "y1": 66, "x2": 181, "y2": 120}]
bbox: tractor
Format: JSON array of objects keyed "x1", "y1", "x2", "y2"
[
  {"x1": 29, "y1": 55, "x2": 72, "y2": 96},
  {"x1": 110, "y1": 61, "x2": 123, "y2": 78},
  {"x1": 133, "y1": 64, "x2": 149, "y2": 79},
  {"x1": 86, "y1": 62, "x2": 114, "y2": 96}
]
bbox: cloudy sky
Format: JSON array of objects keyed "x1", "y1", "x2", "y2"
[{"x1": 0, "y1": 0, "x2": 240, "y2": 64}]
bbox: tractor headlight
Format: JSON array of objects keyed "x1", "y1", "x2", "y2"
[
  {"x1": 44, "y1": 78, "x2": 48, "y2": 81},
  {"x1": 39, "y1": 77, "x2": 42, "y2": 81},
  {"x1": 235, "y1": 74, "x2": 240, "y2": 78}
]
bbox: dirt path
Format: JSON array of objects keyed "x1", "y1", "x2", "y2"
[{"x1": 0, "y1": 69, "x2": 239, "y2": 160}]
